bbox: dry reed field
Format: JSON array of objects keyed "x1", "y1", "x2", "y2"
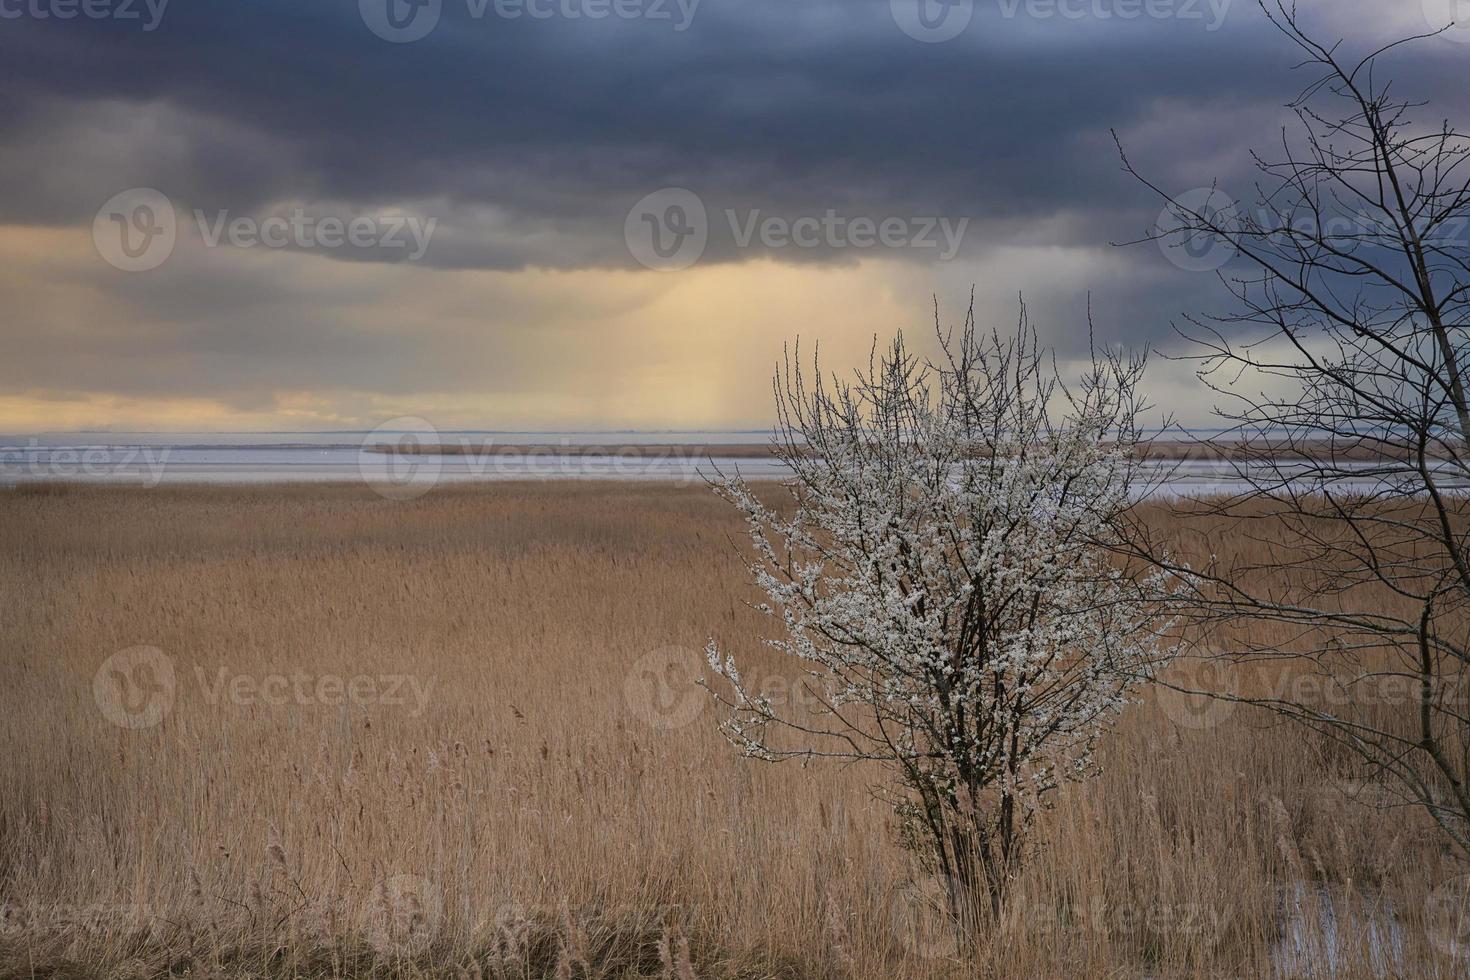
[{"x1": 1, "y1": 483, "x2": 1465, "y2": 978}]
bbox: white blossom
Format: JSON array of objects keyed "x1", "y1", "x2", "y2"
[{"x1": 703, "y1": 301, "x2": 1181, "y2": 912}]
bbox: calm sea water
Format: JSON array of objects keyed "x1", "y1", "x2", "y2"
[
  {"x1": 0, "y1": 430, "x2": 783, "y2": 487},
  {"x1": 1, "y1": 430, "x2": 1464, "y2": 498}
]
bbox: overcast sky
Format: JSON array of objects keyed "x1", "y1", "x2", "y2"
[{"x1": 1, "y1": 0, "x2": 1464, "y2": 431}]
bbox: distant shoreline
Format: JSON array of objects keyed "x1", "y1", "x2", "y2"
[{"x1": 366, "y1": 439, "x2": 1433, "y2": 462}]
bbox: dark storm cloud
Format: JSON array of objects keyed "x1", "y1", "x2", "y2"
[
  {"x1": 1, "y1": 0, "x2": 1467, "y2": 414},
  {"x1": 7, "y1": 0, "x2": 1464, "y2": 272}
]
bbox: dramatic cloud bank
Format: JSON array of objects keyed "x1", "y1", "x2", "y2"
[{"x1": 2, "y1": 0, "x2": 1464, "y2": 429}]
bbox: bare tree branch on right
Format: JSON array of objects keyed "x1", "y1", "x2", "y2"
[{"x1": 1116, "y1": 1, "x2": 1470, "y2": 854}]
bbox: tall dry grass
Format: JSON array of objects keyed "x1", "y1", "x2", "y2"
[{"x1": 0, "y1": 483, "x2": 1463, "y2": 978}]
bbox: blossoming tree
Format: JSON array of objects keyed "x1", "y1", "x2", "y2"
[{"x1": 704, "y1": 300, "x2": 1178, "y2": 918}]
